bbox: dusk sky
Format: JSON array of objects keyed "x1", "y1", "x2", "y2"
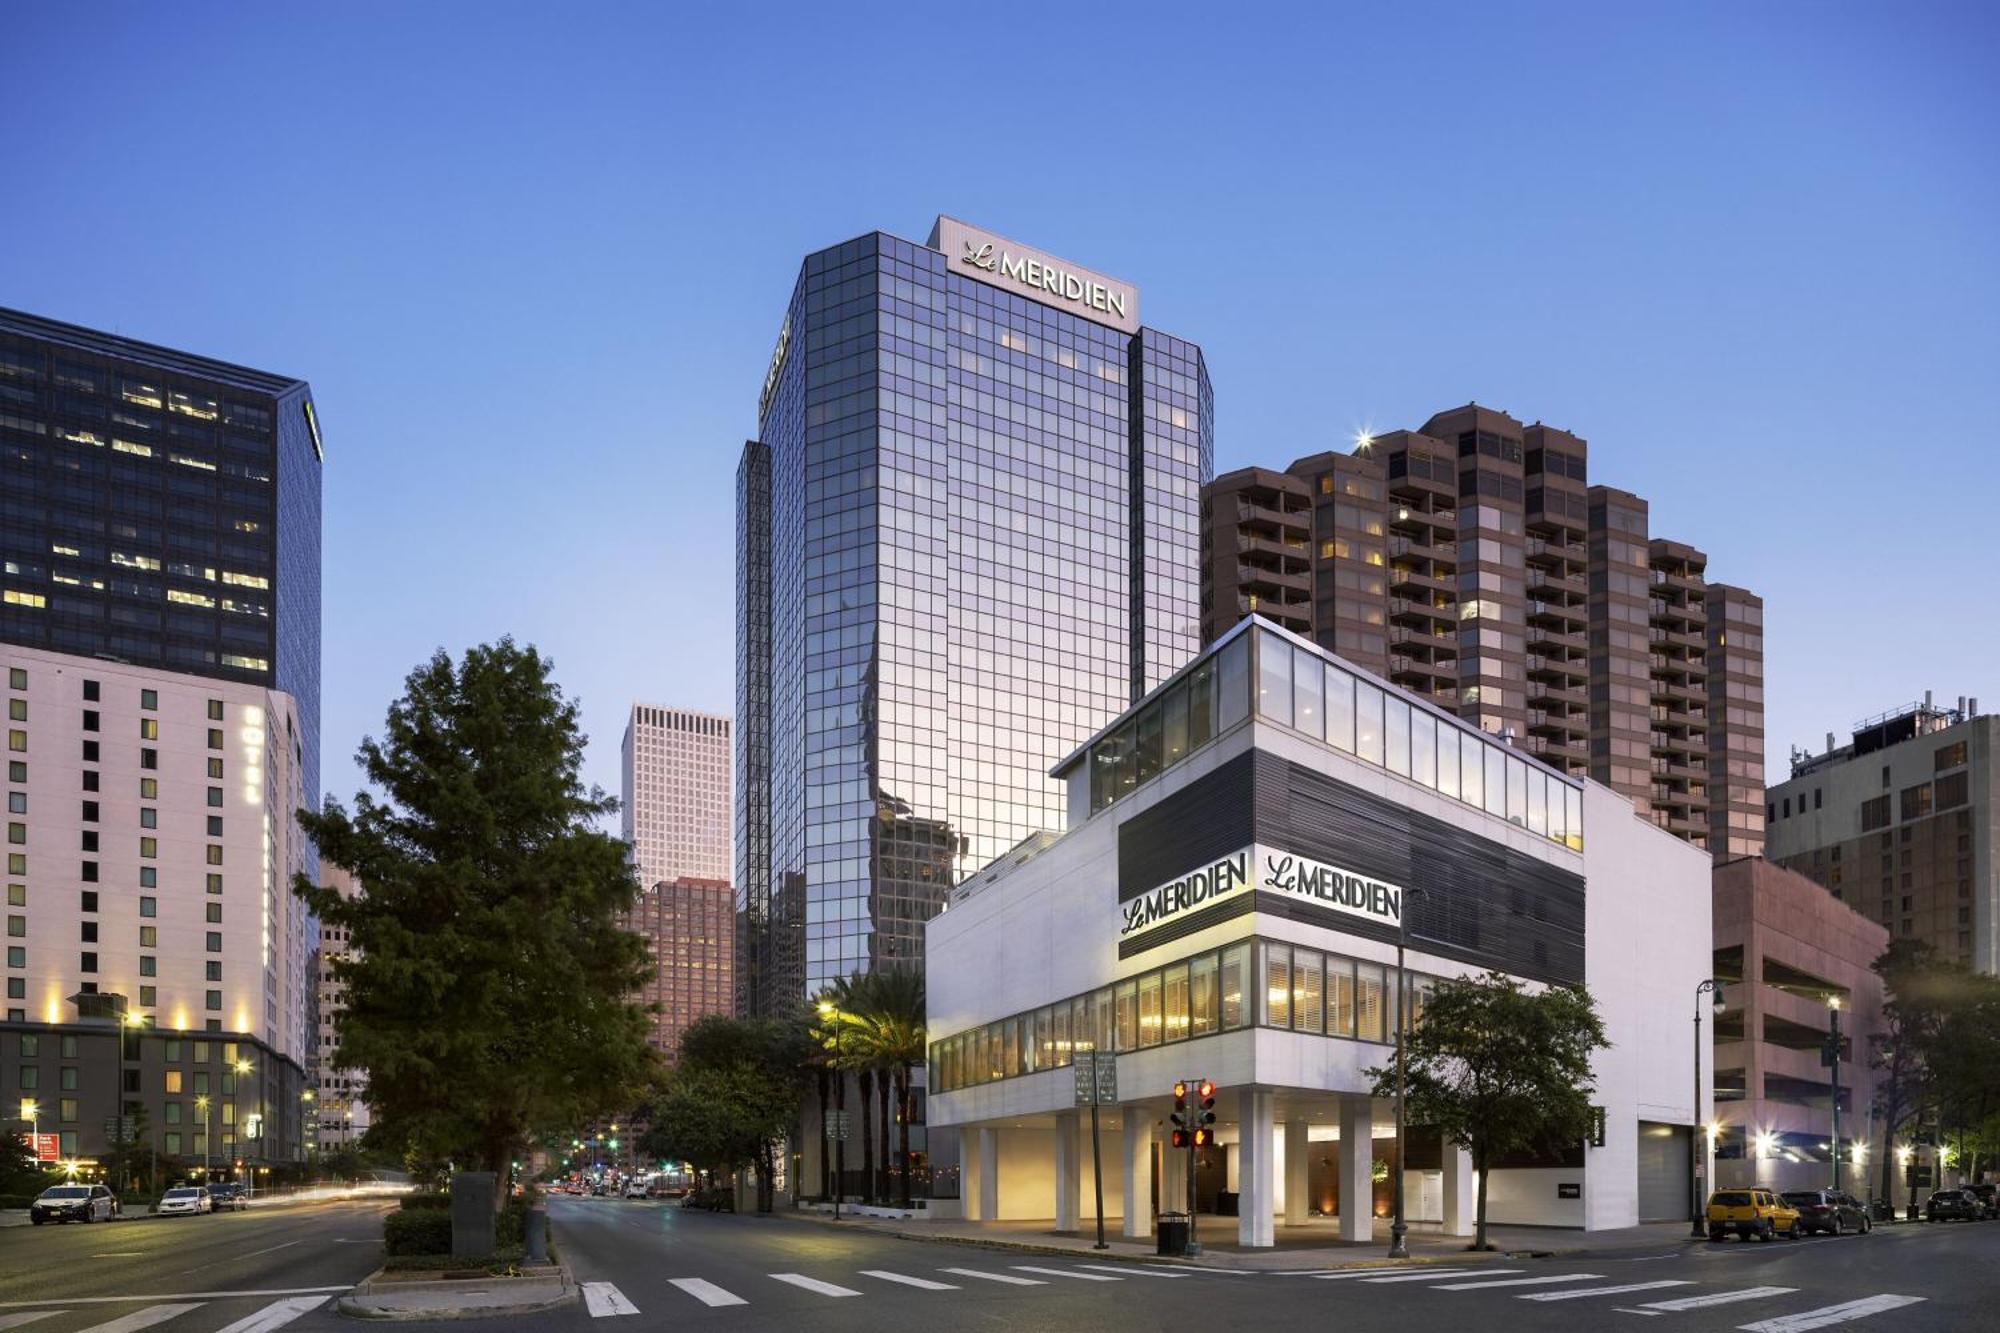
[{"x1": 4, "y1": 3, "x2": 1995, "y2": 812}]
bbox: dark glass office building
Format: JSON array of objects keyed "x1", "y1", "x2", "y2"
[
  {"x1": 0, "y1": 308, "x2": 322, "y2": 808},
  {"x1": 737, "y1": 217, "x2": 1210, "y2": 1010}
]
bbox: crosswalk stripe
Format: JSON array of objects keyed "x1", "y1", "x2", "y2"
[
  {"x1": 1736, "y1": 1295, "x2": 1927, "y2": 1332},
  {"x1": 859, "y1": 1271, "x2": 957, "y2": 1291},
  {"x1": 1011, "y1": 1265, "x2": 1121, "y2": 1282},
  {"x1": 769, "y1": 1274, "x2": 862, "y2": 1298},
  {"x1": 75, "y1": 1306, "x2": 204, "y2": 1333},
  {"x1": 210, "y1": 1297, "x2": 331, "y2": 1333},
  {"x1": 1327, "y1": 1268, "x2": 1484, "y2": 1282},
  {"x1": 668, "y1": 1279, "x2": 746, "y2": 1308},
  {"x1": 0, "y1": 1316, "x2": 65, "y2": 1331},
  {"x1": 939, "y1": 1267, "x2": 1045, "y2": 1286},
  {"x1": 1637, "y1": 1287, "x2": 1799, "y2": 1311},
  {"x1": 1433, "y1": 1273, "x2": 1604, "y2": 1291},
  {"x1": 1519, "y1": 1280, "x2": 1693, "y2": 1302},
  {"x1": 581, "y1": 1283, "x2": 640, "y2": 1317},
  {"x1": 1075, "y1": 1264, "x2": 1183, "y2": 1278},
  {"x1": 1362, "y1": 1268, "x2": 1523, "y2": 1284}
]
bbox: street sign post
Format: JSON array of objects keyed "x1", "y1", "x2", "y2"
[
  {"x1": 823, "y1": 1110, "x2": 850, "y2": 1141},
  {"x1": 31, "y1": 1133, "x2": 58, "y2": 1162},
  {"x1": 1073, "y1": 1052, "x2": 1112, "y2": 1250}
]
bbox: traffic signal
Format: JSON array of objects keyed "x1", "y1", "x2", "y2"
[
  {"x1": 1195, "y1": 1080, "x2": 1217, "y2": 1144},
  {"x1": 1170, "y1": 1079, "x2": 1190, "y2": 1148}
]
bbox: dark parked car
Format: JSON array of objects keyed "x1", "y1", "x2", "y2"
[
  {"x1": 207, "y1": 1183, "x2": 249, "y2": 1212},
  {"x1": 1926, "y1": 1189, "x2": 1982, "y2": 1222},
  {"x1": 1965, "y1": 1182, "x2": 1997, "y2": 1219},
  {"x1": 30, "y1": 1183, "x2": 119, "y2": 1224},
  {"x1": 1783, "y1": 1189, "x2": 1871, "y2": 1236}
]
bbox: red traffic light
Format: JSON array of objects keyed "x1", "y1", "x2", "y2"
[
  {"x1": 1171, "y1": 1129, "x2": 1189, "y2": 1149},
  {"x1": 1198, "y1": 1080, "x2": 1215, "y2": 1099}
]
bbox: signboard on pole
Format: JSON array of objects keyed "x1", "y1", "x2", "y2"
[
  {"x1": 32, "y1": 1133, "x2": 58, "y2": 1162},
  {"x1": 1073, "y1": 1052, "x2": 1118, "y2": 1107},
  {"x1": 823, "y1": 1111, "x2": 850, "y2": 1142}
]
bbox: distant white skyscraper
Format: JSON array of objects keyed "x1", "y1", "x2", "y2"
[{"x1": 621, "y1": 705, "x2": 732, "y2": 889}]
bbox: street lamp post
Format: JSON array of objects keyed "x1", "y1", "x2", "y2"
[
  {"x1": 19, "y1": 1099, "x2": 39, "y2": 1169},
  {"x1": 1388, "y1": 885, "x2": 1429, "y2": 1260},
  {"x1": 1689, "y1": 979, "x2": 1725, "y2": 1238},
  {"x1": 1827, "y1": 996, "x2": 1843, "y2": 1193},
  {"x1": 817, "y1": 1000, "x2": 847, "y2": 1223},
  {"x1": 195, "y1": 1095, "x2": 212, "y2": 1184}
]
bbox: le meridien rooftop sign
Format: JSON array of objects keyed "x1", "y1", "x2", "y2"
[
  {"x1": 930, "y1": 216, "x2": 1140, "y2": 336},
  {"x1": 1119, "y1": 845, "x2": 1405, "y2": 944}
]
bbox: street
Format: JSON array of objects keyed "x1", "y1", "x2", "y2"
[{"x1": 0, "y1": 1194, "x2": 1990, "y2": 1332}]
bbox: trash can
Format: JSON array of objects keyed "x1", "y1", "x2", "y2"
[{"x1": 1156, "y1": 1212, "x2": 1190, "y2": 1256}]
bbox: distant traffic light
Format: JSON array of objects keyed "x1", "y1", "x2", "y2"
[{"x1": 1198, "y1": 1080, "x2": 1217, "y2": 1138}]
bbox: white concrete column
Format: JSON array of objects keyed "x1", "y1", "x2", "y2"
[
  {"x1": 1122, "y1": 1109, "x2": 1153, "y2": 1238},
  {"x1": 1284, "y1": 1119, "x2": 1310, "y2": 1226},
  {"x1": 1054, "y1": 1112, "x2": 1081, "y2": 1233},
  {"x1": 977, "y1": 1127, "x2": 1000, "y2": 1222},
  {"x1": 1442, "y1": 1144, "x2": 1475, "y2": 1237},
  {"x1": 1338, "y1": 1098, "x2": 1373, "y2": 1243},
  {"x1": 1238, "y1": 1088, "x2": 1276, "y2": 1247}
]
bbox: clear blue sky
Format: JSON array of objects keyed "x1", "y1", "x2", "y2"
[{"x1": 4, "y1": 3, "x2": 1995, "y2": 810}]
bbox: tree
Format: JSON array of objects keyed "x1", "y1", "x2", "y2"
[
  {"x1": 1368, "y1": 971, "x2": 1609, "y2": 1251},
  {"x1": 294, "y1": 640, "x2": 659, "y2": 1185},
  {"x1": 849, "y1": 970, "x2": 927, "y2": 1207},
  {"x1": 0, "y1": 1129, "x2": 42, "y2": 1199},
  {"x1": 637, "y1": 1013, "x2": 812, "y2": 1212}
]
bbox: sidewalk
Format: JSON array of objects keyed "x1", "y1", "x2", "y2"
[{"x1": 781, "y1": 1209, "x2": 1712, "y2": 1271}]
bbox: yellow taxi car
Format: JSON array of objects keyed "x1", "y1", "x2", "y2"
[{"x1": 1706, "y1": 1188, "x2": 1801, "y2": 1242}]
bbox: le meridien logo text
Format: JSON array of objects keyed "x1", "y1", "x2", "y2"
[
  {"x1": 961, "y1": 240, "x2": 1129, "y2": 323},
  {"x1": 1120, "y1": 845, "x2": 1405, "y2": 942}
]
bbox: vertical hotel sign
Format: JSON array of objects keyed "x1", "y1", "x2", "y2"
[{"x1": 930, "y1": 216, "x2": 1140, "y2": 336}]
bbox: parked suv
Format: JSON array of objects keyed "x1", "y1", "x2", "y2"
[
  {"x1": 1926, "y1": 1188, "x2": 1982, "y2": 1222},
  {"x1": 1965, "y1": 1182, "x2": 1997, "y2": 1219},
  {"x1": 29, "y1": 1184, "x2": 118, "y2": 1225},
  {"x1": 207, "y1": 1183, "x2": 249, "y2": 1212},
  {"x1": 1783, "y1": 1189, "x2": 1871, "y2": 1236},
  {"x1": 1706, "y1": 1189, "x2": 1801, "y2": 1241}
]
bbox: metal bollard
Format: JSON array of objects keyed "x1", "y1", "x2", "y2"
[{"x1": 525, "y1": 1205, "x2": 549, "y2": 1263}]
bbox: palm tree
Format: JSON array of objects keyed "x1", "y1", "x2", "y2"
[
  {"x1": 858, "y1": 969, "x2": 927, "y2": 1208},
  {"x1": 820, "y1": 975, "x2": 879, "y2": 1204}
]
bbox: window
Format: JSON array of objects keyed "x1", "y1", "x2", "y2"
[
  {"x1": 206, "y1": 845, "x2": 223, "y2": 865},
  {"x1": 141, "y1": 689, "x2": 157, "y2": 710},
  {"x1": 1220, "y1": 943, "x2": 1250, "y2": 1030},
  {"x1": 139, "y1": 718, "x2": 157, "y2": 740},
  {"x1": 1293, "y1": 947, "x2": 1325, "y2": 1034},
  {"x1": 208, "y1": 700, "x2": 223, "y2": 721},
  {"x1": 82, "y1": 680, "x2": 98, "y2": 702},
  {"x1": 140, "y1": 837, "x2": 156, "y2": 858},
  {"x1": 205, "y1": 903, "x2": 221, "y2": 924},
  {"x1": 1355, "y1": 681, "x2": 1384, "y2": 764},
  {"x1": 207, "y1": 729, "x2": 224, "y2": 750},
  {"x1": 208, "y1": 758, "x2": 223, "y2": 779},
  {"x1": 140, "y1": 808, "x2": 156, "y2": 829},
  {"x1": 165, "y1": 1069, "x2": 182, "y2": 1094},
  {"x1": 1190, "y1": 953, "x2": 1218, "y2": 1037},
  {"x1": 207, "y1": 787, "x2": 223, "y2": 808},
  {"x1": 1266, "y1": 944, "x2": 1292, "y2": 1028},
  {"x1": 1137, "y1": 970, "x2": 1162, "y2": 1048},
  {"x1": 206, "y1": 989, "x2": 222, "y2": 1011},
  {"x1": 1115, "y1": 978, "x2": 1138, "y2": 1051},
  {"x1": 206, "y1": 932, "x2": 222, "y2": 952}
]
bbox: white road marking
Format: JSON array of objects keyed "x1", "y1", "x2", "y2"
[
  {"x1": 1433, "y1": 1273, "x2": 1606, "y2": 1291},
  {"x1": 769, "y1": 1273, "x2": 862, "y2": 1297},
  {"x1": 1521, "y1": 1280, "x2": 1694, "y2": 1302},
  {"x1": 1736, "y1": 1295, "x2": 1927, "y2": 1332},
  {"x1": 231, "y1": 1242, "x2": 302, "y2": 1263},
  {"x1": 1011, "y1": 1265, "x2": 1121, "y2": 1281},
  {"x1": 73, "y1": 1306, "x2": 203, "y2": 1333},
  {"x1": 211, "y1": 1296, "x2": 331, "y2": 1333},
  {"x1": 667, "y1": 1279, "x2": 746, "y2": 1308},
  {"x1": 0, "y1": 1316, "x2": 65, "y2": 1331},
  {"x1": 89, "y1": 1254, "x2": 144, "y2": 1259},
  {"x1": 580, "y1": 1283, "x2": 639, "y2": 1317},
  {"x1": 1363, "y1": 1268, "x2": 1523, "y2": 1283},
  {"x1": 1634, "y1": 1287, "x2": 1799, "y2": 1312},
  {"x1": 1075, "y1": 1264, "x2": 1182, "y2": 1278},
  {"x1": 1326, "y1": 1267, "x2": 1484, "y2": 1281},
  {"x1": 939, "y1": 1267, "x2": 1046, "y2": 1286},
  {"x1": 859, "y1": 1271, "x2": 957, "y2": 1291},
  {"x1": 0, "y1": 1289, "x2": 350, "y2": 1309}
]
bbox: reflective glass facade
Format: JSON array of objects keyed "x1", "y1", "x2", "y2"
[
  {"x1": 737, "y1": 224, "x2": 1210, "y2": 1006},
  {"x1": 0, "y1": 309, "x2": 321, "y2": 809}
]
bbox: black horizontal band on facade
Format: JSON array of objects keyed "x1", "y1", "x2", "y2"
[{"x1": 1117, "y1": 892, "x2": 1254, "y2": 960}]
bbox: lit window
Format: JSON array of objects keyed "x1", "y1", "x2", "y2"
[{"x1": 2, "y1": 591, "x2": 45, "y2": 609}]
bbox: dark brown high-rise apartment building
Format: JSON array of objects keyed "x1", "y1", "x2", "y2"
[
  {"x1": 1200, "y1": 402, "x2": 1765, "y2": 857},
  {"x1": 628, "y1": 876, "x2": 735, "y2": 1063}
]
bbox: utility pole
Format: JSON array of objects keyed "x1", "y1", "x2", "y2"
[{"x1": 1827, "y1": 997, "x2": 1843, "y2": 1192}]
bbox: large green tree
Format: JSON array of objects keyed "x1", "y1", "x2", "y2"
[
  {"x1": 1368, "y1": 971, "x2": 1609, "y2": 1251},
  {"x1": 295, "y1": 640, "x2": 658, "y2": 1184},
  {"x1": 638, "y1": 1013, "x2": 813, "y2": 1212}
]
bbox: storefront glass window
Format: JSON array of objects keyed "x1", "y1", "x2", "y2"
[
  {"x1": 1527, "y1": 767, "x2": 1548, "y2": 836},
  {"x1": 1220, "y1": 943, "x2": 1250, "y2": 1029},
  {"x1": 1257, "y1": 633, "x2": 1293, "y2": 727},
  {"x1": 1071, "y1": 996, "x2": 1091, "y2": 1058},
  {"x1": 1461, "y1": 735, "x2": 1484, "y2": 808},
  {"x1": 1506, "y1": 755, "x2": 1529, "y2": 827},
  {"x1": 1325, "y1": 662, "x2": 1355, "y2": 752},
  {"x1": 1135, "y1": 705, "x2": 1163, "y2": 785},
  {"x1": 1384, "y1": 696, "x2": 1410, "y2": 777},
  {"x1": 1051, "y1": 1002, "x2": 1071, "y2": 1067},
  {"x1": 1033, "y1": 1007, "x2": 1052, "y2": 1070},
  {"x1": 1187, "y1": 661, "x2": 1215, "y2": 751},
  {"x1": 1294, "y1": 948, "x2": 1324, "y2": 1034},
  {"x1": 1564, "y1": 786, "x2": 1582, "y2": 851},
  {"x1": 1266, "y1": 944, "x2": 1292, "y2": 1028},
  {"x1": 1356, "y1": 962, "x2": 1386, "y2": 1043},
  {"x1": 1410, "y1": 712, "x2": 1436, "y2": 789},
  {"x1": 1216, "y1": 635, "x2": 1249, "y2": 731},
  {"x1": 1091, "y1": 987, "x2": 1113, "y2": 1054},
  {"x1": 1189, "y1": 953, "x2": 1217, "y2": 1036},
  {"x1": 1483, "y1": 743, "x2": 1506, "y2": 818},
  {"x1": 1330, "y1": 957, "x2": 1356, "y2": 1037},
  {"x1": 1293, "y1": 646, "x2": 1323, "y2": 740},
  {"x1": 1162, "y1": 683, "x2": 1189, "y2": 767},
  {"x1": 1162, "y1": 962, "x2": 1190, "y2": 1042},
  {"x1": 1003, "y1": 1019, "x2": 1020, "y2": 1076},
  {"x1": 1437, "y1": 724, "x2": 1460, "y2": 800},
  {"x1": 1138, "y1": 971, "x2": 1163, "y2": 1047},
  {"x1": 1355, "y1": 681, "x2": 1384, "y2": 764},
  {"x1": 1115, "y1": 979, "x2": 1138, "y2": 1051}
]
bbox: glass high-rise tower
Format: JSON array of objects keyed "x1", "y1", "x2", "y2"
[{"x1": 737, "y1": 217, "x2": 1210, "y2": 1009}]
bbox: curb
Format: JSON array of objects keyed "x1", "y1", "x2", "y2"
[{"x1": 337, "y1": 1261, "x2": 577, "y2": 1322}]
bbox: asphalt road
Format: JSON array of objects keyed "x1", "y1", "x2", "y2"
[
  {"x1": 0, "y1": 1194, "x2": 1987, "y2": 1333},
  {"x1": 451, "y1": 1196, "x2": 1989, "y2": 1333}
]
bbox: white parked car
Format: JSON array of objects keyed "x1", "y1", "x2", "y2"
[
  {"x1": 623, "y1": 1180, "x2": 651, "y2": 1199},
  {"x1": 158, "y1": 1186, "x2": 214, "y2": 1216}
]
